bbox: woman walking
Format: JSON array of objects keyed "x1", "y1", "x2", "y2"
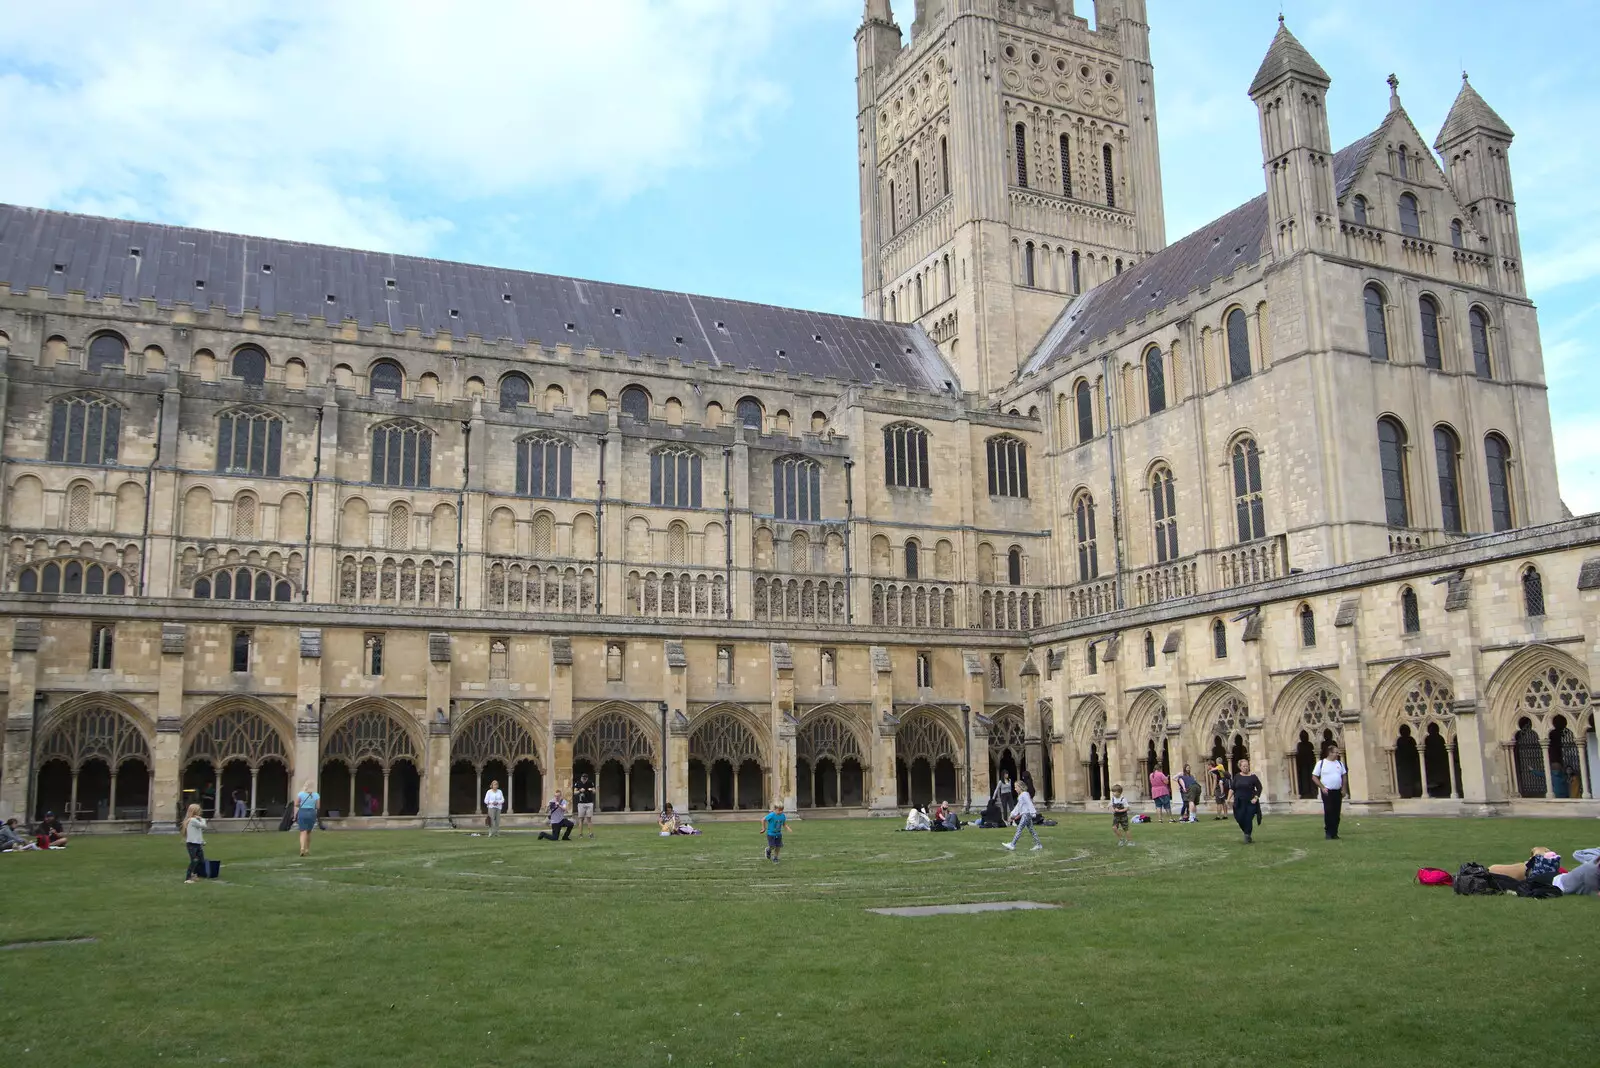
[
  {"x1": 1226, "y1": 759, "x2": 1263, "y2": 844},
  {"x1": 181, "y1": 803, "x2": 208, "y2": 883},
  {"x1": 294, "y1": 781, "x2": 320, "y2": 857},
  {"x1": 483, "y1": 779, "x2": 505, "y2": 837}
]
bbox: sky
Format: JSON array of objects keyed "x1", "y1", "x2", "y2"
[{"x1": 2, "y1": 0, "x2": 1597, "y2": 509}]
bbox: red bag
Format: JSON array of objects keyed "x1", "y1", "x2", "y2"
[{"x1": 1417, "y1": 867, "x2": 1453, "y2": 886}]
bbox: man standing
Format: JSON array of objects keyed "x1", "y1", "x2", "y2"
[
  {"x1": 573, "y1": 773, "x2": 597, "y2": 839},
  {"x1": 1001, "y1": 783, "x2": 1041, "y2": 852},
  {"x1": 1312, "y1": 743, "x2": 1348, "y2": 840},
  {"x1": 538, "y1": 790, "x2": 574, "y2": 842},
  {"x1": 483, "y1": 779, "x2": 505, "y2": 837}
]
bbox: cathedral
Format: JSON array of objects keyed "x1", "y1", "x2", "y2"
[{"x1": 0, "y1": 0, "x2": 1594, "y2": 832}]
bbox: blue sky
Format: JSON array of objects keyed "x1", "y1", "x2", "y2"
[{"x1": 2, "y1": 1, "x2": 1597, "y2": 508}]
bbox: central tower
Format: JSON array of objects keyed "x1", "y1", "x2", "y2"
[{"x1": 857, "y1": 0, "x2": 1165, "y2": 396}]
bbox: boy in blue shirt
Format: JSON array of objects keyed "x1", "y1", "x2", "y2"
[{"x1": 763, "y1": 803, "x2": 788, "y2": 864}]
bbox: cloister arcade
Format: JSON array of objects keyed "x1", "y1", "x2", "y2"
[
  {"x1": 448, "y1": 704, "x2": 543, "y2": 816},
  {"x1": 572, "y1": 707, "x2": 658, "y2": 812},
  {"x1": 795, "y1": 709, "x2": 867, "y2": 808},
  {"x1": 687, "y1": 708, "x2": 767, "y2": 811}
]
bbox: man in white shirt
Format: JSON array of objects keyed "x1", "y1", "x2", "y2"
[
  {"x1": 1312, "y1": 744, "x2": 1348, "y2": 841},
  {"x1": 483, "y1": 779, "x2": 505, "y2": 837},
  {"x1": 1001, "y1": 786, "x2": 1042, "y2": 852}
]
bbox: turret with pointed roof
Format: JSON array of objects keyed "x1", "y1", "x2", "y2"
[
  {"x1": 1436, "y1": 74, "x2": 1522, "y2": 294},
  {"x1": 1248, "y1": 18, "x2": 1339, "y2": 257},
  {"x1": 1249, "y1": 15, "x2": 1330, "y2": 96}
]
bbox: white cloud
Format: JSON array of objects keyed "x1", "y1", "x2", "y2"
[{"x1": 0, "y1": 0, "x2": 813, "y2": 255}]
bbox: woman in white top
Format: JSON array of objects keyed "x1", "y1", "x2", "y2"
[
  {"x1": 181, "y1": 803, "x2": 208, "y2": 883},
  {"x1": 483, "y1": 780, "x2": 505, "y2": 837},
  {"x1": 1312, "y1": 743, "x2": 1347, "y2": 841}
]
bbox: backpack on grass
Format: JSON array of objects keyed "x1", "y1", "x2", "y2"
[
  {"x1": 1453, "y1": 862, "x2": 1499, "y2": 895},
  {"x1": 1416, "y1": 867, "x2": 1453, "y2": 887}
]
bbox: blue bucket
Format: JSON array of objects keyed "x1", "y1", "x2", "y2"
[{"x1": 205, "y1": 859, "x2": 222, "y2": 879}]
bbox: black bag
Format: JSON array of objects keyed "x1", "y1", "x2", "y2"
[
  {"x1": 1453, "y1": 862, "x2": 1498, "y2": 895},
  {"x1": 278, "y1": 804, "x2": 295, "y2": 832},
  {"x1": 1516, "y1": 877, "x2": 1563, "y2": 899}
]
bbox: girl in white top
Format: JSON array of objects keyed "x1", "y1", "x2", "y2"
[
  {"x1": 483, "y1": 780, "x2": 505, "y2": 837},
  {"x1": 181, "y1": 803, "x2": 208, "y2": 883}
]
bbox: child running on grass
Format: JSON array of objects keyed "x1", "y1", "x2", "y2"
[
  {"x1": 763, "y1": 802, "x2": 788, "y2": 864},
  {"x1": 1109, "y1": 784, "x2": 1132, "y2": 847}
]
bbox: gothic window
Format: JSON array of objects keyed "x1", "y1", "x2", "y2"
[
  {"x1": 1450, "y1": 218, "x2": 1464, "y2": 247},
  {"x1": 903, "y1": 539, "x2": 920, "y2": 579},
  {"x1": 650, "y1": 447, "x2": 702, "y2": 508},
  {"x1": 1398, "y1": 192, "x2": 1421, "y2": 237},
  {"x1": 986, "y1": 435, "x2": 1028, "y2": 498},
  {"x1": 1023, "y1": 241, "x2": 1035, "y2": 287},
  {"x1": 1396, "y1": 146, "x2": 1410, "y2": 179},
  {"x1": 1212, "y1": 618, "x2": 1227, "y2": 659},
  {"x1": 1299, "y1": 604, "x2": 1316, "y2": 648},
  {"x1": 883, "y1": 422, "x2": 930, "y2": 489},
  {"x1": 489, "y1": 638, "x2": 510, "y2": 679},
  {"x1": 1143, "y1": 630, "x2": 1156, "y2": 667},
  {"x1": 231, "y1": 629, "x2": 252, "y2": 673},
  {"x1": 1060, "y1": 133, "x2": 1072, "y2": 197},
  {"x1": 364, "y1": 633, "x2": 385, "y2": 676},
  {"x1": 1231, "y1": 437, "x2": 1265, "y2": 542},
  {"x1": 940, "y1": 136, "x2": 950, "y2": 196},
  {"x1": 370, "y1": 421, "x2": 432, "y2": 488},
  {"x1": 190, "y1": 566, "x2": 293, "y2": 602},
  {"x1": 369, "y1": 359, "x2": 403, "y2": 396},
  {"x1": 605, "y1": 642, "x2": 625, "y2": 681},
  {"x1": 737, "y1": 397, "x2": 764, "y2": 431},
  {"x1": 916, "y1": 651, "x2": 933, "y2": 688},
  {"x1": 914, "y1": 159, "x2": 923, "y2": 215},
  {"x1": 230, "y1": 345, "x2": 267, "y2": 386},
  {"x1": 1351, "y1": 195, "x2": 1369, "y2": 225},
  {"x1": 1419, "y1": 296, "x2": 1443, "y2": 370},
  {"x1": 1007, "y1": 546, "x2": 1023, "y2": 586},
  {"x1": 1400, "y1": 586, "x2": 1420, "y2": 634},
  {"x1": 1522, "y1": 565, "x2": 1545, "y2": 618},
  {"x1": 1074, "y1": 491, "x2": 1098, "y2": 581},
  {"x1": 48, "y1": 393, "x2": 121, "y2": 465},
  {"x1": 1071, "y1": 250, "x2": 1081, "y2": 293},
  {"x1": 1075, "y1": 379, "x2": 1094, "y2": 443},
  {"x1": 1087, "y1": 642, "x2": 1098, "y2": 675},
  {"x1": 773, "y1": 456, "x2": 821, "y2": 521},
  {"x1": 1151, "y1": 465, "x2": 1178, "y2": 563},
  {"x1": 1014, "y1": 123, "x2": 1028, "y2": 188},
  {"x1": 1434, "y1": 425, "x2": 1463, "y2": 534},
  {"x1": 1364, "y1": 284, "x2": 1389, "y2": 361},
  {"x1": 1116, "y1": 258, "x2": 1123, "y2": 275},
  {"x1": 1378, "y1": 417, "x2": 1410, "y2": 528},
  {"x1": 516, "y1": 435, "x2": 573, "y2": 499},
  {"x1": 1145, "y1": 345, "x2": 1166, "y2": 414},
  {"x1": 87, "y1": 332, "x2": 127, "y2": 373},
  {"x1": 1485, "y1": 433, "x2": 1514, "y2": 532},
  {"x1": 1102, "y1": 143, "x2": 1115, "y2": 207},
  {"x1": 888, "y1": 179, "x2": 897, "y2": 234},
  {"x1": 90, "y1": 623, "x2": 115, "y2": 670},
  {"x1": 620, "y1": 385, "x2": 651, "y2": 423},
  {"x1": 217, "y1": 407, "x2": 284, "y2": 476},
  {"x1": 499, "y1": 373, "x2": 531, "y2": 412},
  {"x1": 991, "y1": 654, "x2": 1004, "y2": 689},
  {"x1": 1226, "y1": 308, "x2": 1251, "y2": 382},
  {"x1": 1469, "y1": 307, "x2": 1493, "y2": 379}
]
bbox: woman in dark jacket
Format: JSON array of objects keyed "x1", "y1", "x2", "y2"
[{"x1": 1226, "y1": 758, "x2": 1263, "y2": 844}]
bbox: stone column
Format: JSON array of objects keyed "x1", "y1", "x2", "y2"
[
  {"x1": 0, "y1": 618, "x2": 41, "y2": 822},
  {"x1": 294, "y1": 628, "x2": 323, "y2": 788},
  {"x1": 664, "y1": 640, "x2": 689, "y2": 812},
  {"x1": 770, "y1": 642, "x2": 797, "y2": 811},
  {"x1": 1451, "y1": 699, "x2": 1490, "y2": 805},
  {"x1": 549, "y1": 638, "x2": 574, "y2": 793},
  {"x1": 868, "y1": 646, "x2": 897, "y2": 812},
  {"x1": 1240, "y1": 613, "x2": 1276, "y2": 800},
  {"x1": 1020, "y1": 653, "x2": 1043, "y2": 796},
  {"x1": 962, "y1": 652, "x2": 989, "y2": 811},
  {"x1": 420, "y1": 634, "x2": 453, "y2": 823},
  {"x1": 148, "y1": 622, "x2": 189, "y2": 832}
]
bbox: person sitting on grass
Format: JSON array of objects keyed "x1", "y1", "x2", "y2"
[
  {"x1": 1, "y1": 818, "x2": 39, "y2": 851},
  {"x1": 38, "y1": 811, "x2": 68, "y2": 848},
  {"x1": 538, "y1": 791, "x2": 573, "y2": 841},
  {"x1": 904, "y1": 805, "x2": 932, "y2": 831},
  {"x1": 929, "y1": 801, "x2": 960, "y2": 831}
]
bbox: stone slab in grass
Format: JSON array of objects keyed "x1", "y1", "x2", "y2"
[
  {"x1": 0, "y1": 937, "x2": 98, "y2": 951},
  {"x1": 868, "y1": 900, "x2": 1062, "y2": 917}
]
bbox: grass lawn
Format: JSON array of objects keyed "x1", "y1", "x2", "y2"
[{"x1": 1, "y1": 813, "x2": 1595, "y2": 1067}]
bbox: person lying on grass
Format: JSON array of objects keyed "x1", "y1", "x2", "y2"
[{"x1": 1488, "y1": 846, "x2": 1562, "y2": 884}]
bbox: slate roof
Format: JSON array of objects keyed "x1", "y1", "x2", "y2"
[
  {"x1": 1248, "y1": 20, "x2": 1331, "y2": 96},
  {"x1": 1021, "y1": 129, "x2": 1380, "y2": 377},
  {"x1": 1435, "y1": 75, "x2": 1514, "y2": 149},
  {"x1": 0, "y1": 203, "x2": 956, "y2": 393}
]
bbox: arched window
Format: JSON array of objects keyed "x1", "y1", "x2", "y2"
[
  {"x1": 1351, "y1": 195, "x2": 1369, "y2": 225},
  {"x1": 48, "y1": 393, "x2": 121, "y2": 465},
  {"x1": 651, "y1": 447, "x2": 702, "y2": 508},
  {"x1": 1396, "y1": 146, "x2": 1410, "y2": 179},
  {"x1": 620, "y1": 385, "x2": 651, "y2": 423},
  {"x1": 1469, "y1": 307, "x2": 1492, "y2": 379},
  {"x1": 1060, "y1": 133, "x2": 1072, "y2": 197},
  {"x1": 773, "y1": 456, "x2": 821, "y2": 521},
  {"x1": 1151, "y1": 465, "x2": 1178, "y2": 563},
  {"x1": 371, "y1": 420, "x2": 432, "y2": 488},
  {"x1": 884, "y1": 423, "x2": 930, "y2": 489},
  {"x1": 517, "y1": 434, "x2": 573, "y2": 499},
  {"x1": 231, "y1": 345, "x2": 267, "y2": 386},
  {"x1": 1398, "y1": 193, "x2": 1420, "y2": 237},
  {"x1": 986, "y1": 435, "x2": 1028, "y2": 498},
  {"x1": 1450, "y1": 218, "x2": 1463, "y2": 247},
  {"x1": 940, "y1": 136, "x2": 950, "y2": 195},
  {"x1": 914, "y1": 159, "x2": 923, "y2": 215},
  {"x1": 1364, "y1": 284, "x2": 1389, "y2": 361},
  {"x1": 217, "y1": 407, "x2": 283, "y2": 476},
  {"x1": 1022, "y1": 241, "x2": 1035, "y2": 287},
  {"x1": 1433, "y1": 425, "x2": 1463, "y2": 534},
  {"x1": 1212, "y1": 619, "x2": 1227, "y2": 659},
  {"x1": 1231, "y1": 437, "x2": 1265, "y2": 542},
  {"x1": 1226, "y1": 308, "x2": 1251, "y2": 382},
  {"x1": 1144, "y1": 345, "x2": 1166, "y2": 414},
  {"x1": 369, "y1": 359, "x2": 403, "y2": 396},
  {"x1": 1007, "y1": 546, "x2": 1023, "y2": 586},
  {"x1": 1522, "y1": 565, "x2": 1545, "y2": 617},
  {"x1": 888, "y1": 179, "x2": 897, "y2": 234},
  {"x1": 1419, "y1": 296, "x2": 1443, "y2": 370},
  {"x1": 1014, "y1": 123, "x2": 1028, "y2": 188},
  {"x1": 87, "y1": 333, "x2": 127, "y2": 373},
  {"x1": 1299, "y1": 605, "x2": 1316, "y2": 647},
  {"x1": 737, "y1": 397, "x2": 764, "y2": 431},
  {"x1": 1143, "y1": 630, "x2": 1156, "y2": 667},
  {"x1": 1071, "y1": 250, "x2": 1081, "y2": 293},
  {"x1": 1485, "y1": 433, "x2": 1514, "y2": 532},
  {"x1": 1074, "y1": 492, "x2": 1098, "y2": 581},
  {"x1": 1400, "y1": 586, "x2": 1420, "y2": 634},
  {"x1": 1102, "y1": 143, "x2": 1115, "y2": 207},
  {"x1": 499, "y1": 373, "x2": 531, "y2": 412},
  {"x1": 1075, "y1": 379, "x2": 1094, "y2": 443},
  {"x1": 903, "y1": 539, "x2": 920, "y2": 579},
  {"x1": 1378, "y1": 417, "x2": 1409, "y2": 528},
  {"x1": 915, "y1": 275, "x2": 924, "y2": 315}
]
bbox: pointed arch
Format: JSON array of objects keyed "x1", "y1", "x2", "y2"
[
  {"x1": 320, "y1": 698, "x2": 424, "y2": 769},
  {"x1": 572, "y1": 702, "x2": 659, "y2": 764},
  {"x1": 37, "y1": 691, "x2": 155, "y2": 770},
  {"x1": 451, "y1": 700, "x2": 542, "y2": 769},
  {"x1": 1126, "y1": 689, "x2": 1168, "y2": 750},
  {"x1": 1270, "y1": 671, "x2": 1344, "y2": 755},
  {"x1": 1188, "y1": 682, "x2": 1250, "y2": 756},
  {"x1": 182, "y1": 696, "x2": 294, "y2": 770},
  {"x1": 1483, "y1": 644, "x2": 1591, "y2": 740}
]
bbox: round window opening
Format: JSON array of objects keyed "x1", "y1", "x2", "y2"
[
  {"x1": 1004, "y1": 45, "x2": 1016, "y2": 59},
  {"x1": 1104, "y1": 72, "x2": 1115, "y2": 85},
  {"x1": 1030, "y1": 51, "x2": 1041, "y2": 65},
  {"x1": 1080, "y1": 65, "x2": 1091, "y2": 79}
]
